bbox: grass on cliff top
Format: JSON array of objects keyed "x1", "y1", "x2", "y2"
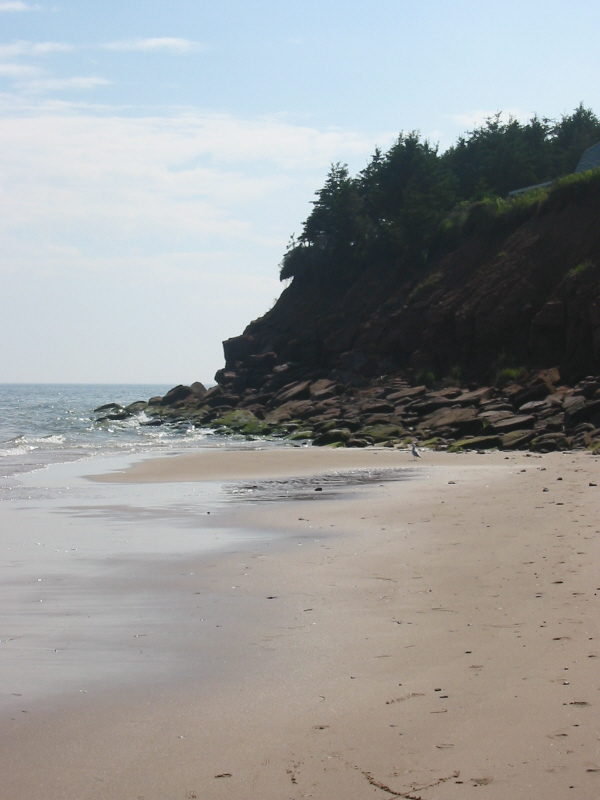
[{"x1": 436, "y1": 167, "x2": 600, "y2": 248}]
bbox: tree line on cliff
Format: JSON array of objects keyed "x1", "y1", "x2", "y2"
[{"x1": 279, "y1": 104, "x2": 600, "y2": 286}]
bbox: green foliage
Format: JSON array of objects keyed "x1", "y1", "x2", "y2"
[
  {"x1": 409, "y1": 271, "x2": 442, "y2": 302},
  {"x1": 279, "y1": 105, "x2": 600, "y2": 287},
  {"x1": 415, "y1": 369, "x2": 436, "y2": 388},
  {"x1": 567, "y1": 259, "x2": 594, "y2": 278},
  {"x1": 495, "y1": 366, "x2": 527, "y2": 387}
]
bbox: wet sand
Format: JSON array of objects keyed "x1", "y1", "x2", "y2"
[{"x1": 2, "y1": 447, "x2": 600, "y2": 798}]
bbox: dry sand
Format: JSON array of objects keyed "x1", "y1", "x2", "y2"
[{"x1": 2, "y1": 447, "x2": 600, "y2": 799}]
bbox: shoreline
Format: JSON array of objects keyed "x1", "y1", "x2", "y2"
[{"x1": 2, "y1": 447, "x2": 599, "y2": 798}]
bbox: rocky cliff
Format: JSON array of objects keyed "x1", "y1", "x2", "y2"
[{"x1": 99, "y1": 171, "x2": 600, "y2": 454}]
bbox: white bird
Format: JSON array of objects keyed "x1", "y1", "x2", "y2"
[{"x1": 411, "y1": 442, "x2": 421, "y2": 460}]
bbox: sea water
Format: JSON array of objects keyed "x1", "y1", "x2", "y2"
[{"x1": 0, "y1": 383, "x2": 247, "y2": 489}]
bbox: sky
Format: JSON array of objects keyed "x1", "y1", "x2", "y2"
[{"x1": 1, "y1": 1, "x2": 599, "y2": 385}]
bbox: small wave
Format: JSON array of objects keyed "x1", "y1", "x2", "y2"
[{"x1": 0, "y1": 445, "x2": 32, "y2": 458}]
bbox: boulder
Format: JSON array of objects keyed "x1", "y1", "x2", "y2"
[
  {"x1": 423, "y1": 406, "x2": 482, "y2": 436},
  {"x1": 125, "y1": 401, "x2": 148, "y2": 413},
  {"x1": 409, "y1": 396, "x2": 454, "y2": 415},
  {"x1": 387, "y1": 386, "x2": 427, "y2": 402},
  {"x1": 563, "y1": 395, "x2": 588, "y2": 427},
  {"x1": 448, "y1": 435, "x2": 502, "y2": 452},
  {"x1": 313, "y1": 428, "x2": 351, "y2": 446},
  {"x1": 358, "y1": 424, "x2": 402, "y2": 442},
  {"x1": 501, "y1": 429, "x2": 536, "y2": 449},
  {"x1": 160, "y1": 384, "x2": 195, "y2": 406},
  {"x1": 512, "y1": 382, "x2": 551, "y2": 408},
  {"x1": 346, "y1": 436, "x2": 372, "y2": 448},
  {"x1": 530, "y1": 433, "x2": 571, "y2": 452},
  {"x1": 490, "y1": 415, "x2": 536, "y2": 434},
  {"x1": 190, "y1": 381, "x2": 207, "y2": 396},
  {"x1": 455, "y1": 387, "x2": 494, "y2": 406},
  {"x1": 272, "y1": 380, "x2": 312, "y2": 405},
  {"x1": 94, "y1": 402, "x2": 124, "y2": 413},
  {"x1": 310, "y1": 379, "x2": 339, "y2": 400},
  {"x1": 358, "y1": 399, "x2": 395, "y2": 415}
]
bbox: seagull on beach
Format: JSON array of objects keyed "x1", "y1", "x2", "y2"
[{"x1": 411, "y1": 442, "x2": 421, "y2": 460}]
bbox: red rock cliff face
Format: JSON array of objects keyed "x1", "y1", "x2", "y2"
[{"x1": 218, "y1": 184, "x2": 600, "y2": 392}]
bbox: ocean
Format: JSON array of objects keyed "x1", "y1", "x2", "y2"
[{"x1": 0, "y1": 383, "x2": 235, "y2": 489}]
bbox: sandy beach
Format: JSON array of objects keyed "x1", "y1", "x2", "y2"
[{"x1": 2, "y1": 446, "x2": 600, "y2": 799}]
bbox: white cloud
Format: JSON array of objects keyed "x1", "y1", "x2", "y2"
[
  {"x1": 103, "y1": 38, "x2": 203, "y2": 54},
  {"x1": 0, "y1": 1, "x2": 40, "y2": 10},
  {"x1": 0, "y1": 108, "x2": 379, "y2": 270},
  {"x1": 25, "y1": 76, "x2": 111, "y2": 92},
  {"x1": 0, "y1": 106, "x2": 384, "y2": 380},
  {"x1": 0, "y1": 40, "x2": 72, "y2": 58},
  {"x1": 0, "y1": 62, "x2": 40, "y2": 76}
]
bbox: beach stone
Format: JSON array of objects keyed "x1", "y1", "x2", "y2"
[
  {"x1": 313, "y1": 428, "x2": 351, "y2": 446},
  {"x1": 455, "y1": 387, "x2": 494, "y2": 406},
  {"x1": 518, "y1": 400, "x2": 548, "y2": 413},
  {"x1": 190, "y1": 381, "x2": 207, "y2": 397},
  {"x1": 125, "y1": 401, "x2": 148, "y2": 413},
  {"x1": 387, "y1": 385, "x2": 427, "y2": 402},
  {"x1": 512, "y1": 383, "x2": 552, "y2": 407},
  {"x1": 358, "y1": 399, "x2": 395, "y2": 415},
  {"x1": 501, "y1": 429, "x2": 536, "y2": 449},
  {"x1": 288, "y1": 430, "x2": 313, "y2": 441},
  {"x1": 358, "y1": 424, "x2": 402, "y2": 442},
  {"x1": 103, "y1": 411, "x2": 130, "y2": 421},
  {"x1": 272, "y1": 380, "x2": 312, "y2": 404},
  {"x1": 309, "y1": 379, "x2": 338, "y2": 400},
  {"x1": 448, "y1": 435, "x2": 502, "y2": 452},
  {"x1": 562, "y1": 396, "x2": 600, "y2": 427},
  {"x1": 94, "y1": 402, "x2": 124, "y2": 413},
  {"x1": 423, "y1": 406, "x2": 482, "y2": 436},
  {"x1": 160, "y1": 384, "x2": 196, "y2": 406},
  {"x1": 490, "y1": 414, "x2": 536, "y2": 434},
  {"x1": 530, "y1": 433, "x2": 570, "y2": 452},
  {"x1": 346, "y1": 435, "x2": 373, "y2": 447},
  {"x1": 410, "y1": 396, "x2": 454, "y2": 415}
]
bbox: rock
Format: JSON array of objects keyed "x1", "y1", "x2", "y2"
[
  {"x1": 160, "y1": 384, "x2": 195, "y2": 406},
  {"x1": 518, "y1": 400, "x2": 548, "y2": 413},
  {"x1": 489, "y1": 415, "x2": 536, "y2": 434},
  {"x1": 190, "y1": 381, "x2": 207, "y2": 396},
  {"x1": 409, "y1": 396, "x2": 454, "y2": 415},
  {"x1": 531, "y1": 300, "x2": 565, "y2": 329},
  {"x1": 223, "y1": 334, "x2": 255, "y2": 364},
  {"x1": 288, "y1": 430, "x2": 313, "y2": 441},
  {"x1": 148, "y1": 396, "x2": 163, "y2": 405},
  {"x1": 272, "y1": 380, "x2": 312, "y2": 404},
  {"x1": 501, "y1": 429, "x2": 536, "y2": 449},
  {"x1": 423, "y1": 406, "x2": 482, "y2": 436},
  {"x1": 346, "y1": 436, "x2": 373, "y2": 447},
  {"x1": 530, "y1": 433, "x2": 571, "y2": 452},
  {"x1": 455, "y1": 387, "x2": 494, "y2": 406},
  {"x1": 102, "y1": 411, "x2": 130, "y2": 421},
  {"x1": 574, "y1": 378, "x2": 600, "y2": 399},
  {"x1": 94, "y1": 402, "x2": 124, "y2": 413},
  {"x1": 125, "y1": 401, "x2": 148, "y2": 413},
  {"x1": 448, "y1": 435, "x2": 502, "y2": 452},
  {"x1": 512, "y1": 383, "x2": 551, "y2": 408},
  {"x1": 563, "y1": 395, "x2": 588, "y2": 427},
  {"x1": 310, "y1": 379, "x2": 339, "y2": 400},
  {"x1": 357, "y1": 399, "x2": 395, "y2": 415},
  {"x1": 213, "y1": 409, "x2": 270, "y2": 436},
  {"x1": 313, "y1": 428, "x2": 351, "y2": 446},
  {"x1": 358, "y1": 424, "x2": 402, "y2": 442},
  {"x1": 387, "y1": 386, "x2": 427, "y2": 402}
]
